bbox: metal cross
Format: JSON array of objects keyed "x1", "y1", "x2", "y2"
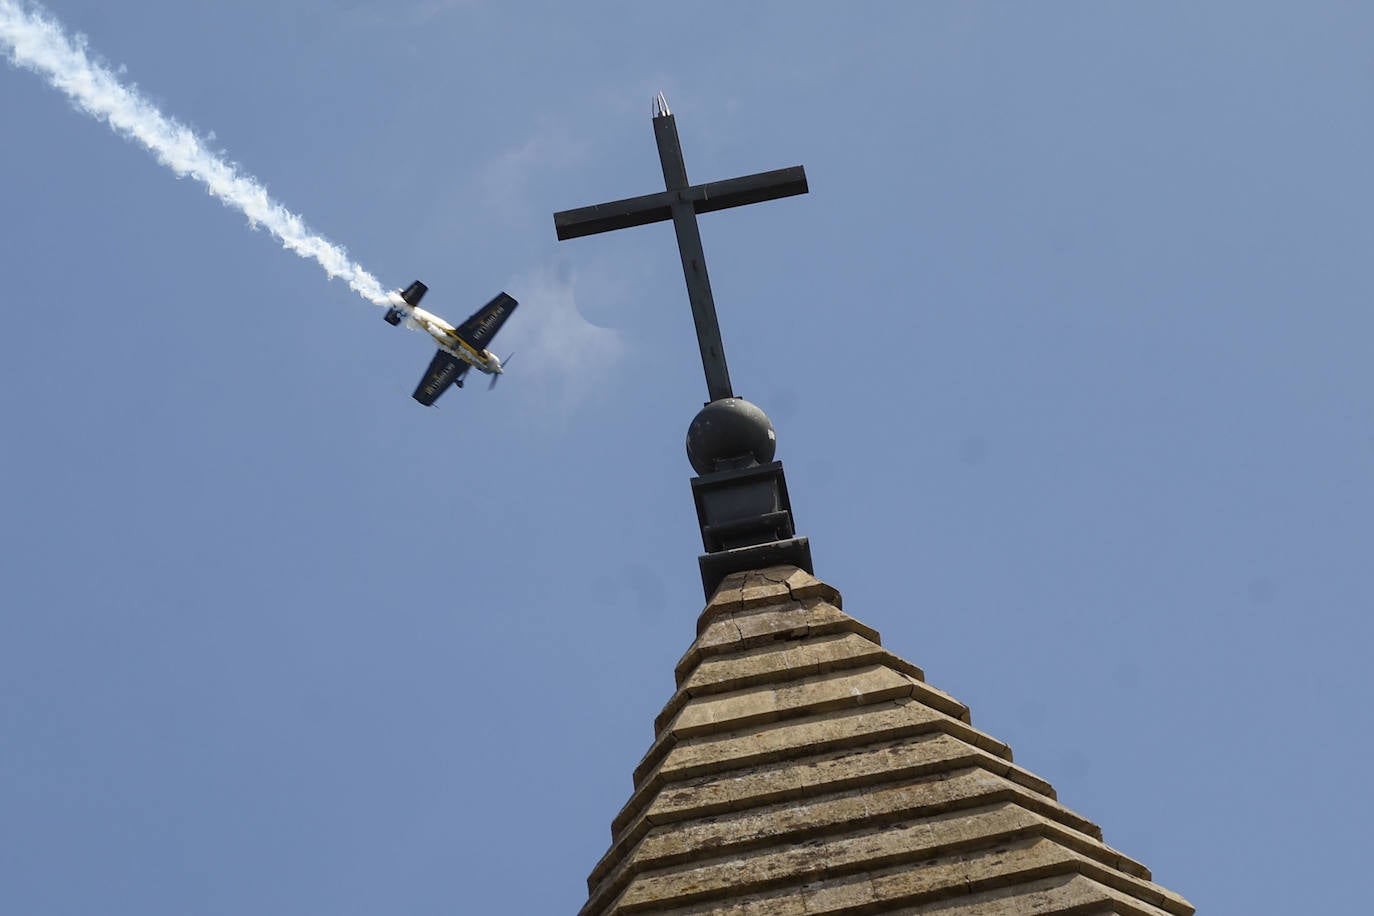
[{"x1": 554, "y1": 94, "x2": 808, "y2": 403}]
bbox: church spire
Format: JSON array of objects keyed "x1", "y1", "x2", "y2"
[
  {"x1": 577, "y1": 566, "x2": 1195, "y2": 915},
  {"x1": 552, "y1": 100, "x2": 1192, "y2": 914}
]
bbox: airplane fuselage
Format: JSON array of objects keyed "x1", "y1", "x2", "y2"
[{"x1": 406, "y1": 305, "x2": 504, "y2": 376}]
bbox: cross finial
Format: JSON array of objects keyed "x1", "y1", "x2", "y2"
[
  {"x1": 552, "y1": 101, "x2": 815, "y2": 596},
  {"x1": 553, "y1": 103, "x2": 807, "y2": 403}
]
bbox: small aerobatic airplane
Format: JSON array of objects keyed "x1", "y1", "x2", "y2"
[{"x1": 383, "y1": 281, "x2": 519, "y2": 406}]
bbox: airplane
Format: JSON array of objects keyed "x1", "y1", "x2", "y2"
[{"x1": 383, "y1": 281, "x2": 519, "y2": 406}]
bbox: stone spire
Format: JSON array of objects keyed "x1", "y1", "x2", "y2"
[
  {"x1": 556, "y1": 99, "x2": 1192, "y2": 914},
  {"x1": 578, "y1": 566, "x2": 1194, "y2": 915}
]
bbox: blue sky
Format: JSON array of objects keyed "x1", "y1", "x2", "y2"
[{"x1": 2, "y1": 2, "x2": 1370, "y2": 912}]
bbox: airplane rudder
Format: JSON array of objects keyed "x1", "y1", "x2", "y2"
[{"x1": 402, "y1": 281, "x2": 428, "y2": 307}]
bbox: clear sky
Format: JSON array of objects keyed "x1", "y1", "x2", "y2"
[{"x1": 2, "y1": 2, "x2": 1370, "y2": 912}]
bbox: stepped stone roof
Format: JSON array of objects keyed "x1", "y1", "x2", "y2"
[{"x1": 579, "y1": 565, "x2": 1193, "y2": 915}]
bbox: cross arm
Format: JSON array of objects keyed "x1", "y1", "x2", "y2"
[
  {"x1": 691, "y1": 166, "x2": 808, "y2": 215},
  {"x1": 554, "y1": 189, "x2": 674, "y2": 240},
  {"x1": 554, "y1": 165, "x2": 809, "y2": 241}
]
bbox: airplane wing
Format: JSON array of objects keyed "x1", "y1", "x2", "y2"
[
  {"x1": 412, "y1": 349, "x2": 471, "y2": 406},
  {"x1": 455, "y1": 292, "x2": 518, "y2": 351}
]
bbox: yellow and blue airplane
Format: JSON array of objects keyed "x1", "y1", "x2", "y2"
[{"x1": 383, "y1": 281, "x2": 518, "y2": 405}]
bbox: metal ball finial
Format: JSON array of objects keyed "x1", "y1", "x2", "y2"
[{"x1": 686, "y1": 398, "x2": 776, "y2": 475}]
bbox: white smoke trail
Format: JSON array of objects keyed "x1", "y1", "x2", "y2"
[{"x1": 0, "y1": 0, "x2": 390, "y2": 305}]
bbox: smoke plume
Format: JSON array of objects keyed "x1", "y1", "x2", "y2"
[{"x1": 0, "y1": 0, "x2": 390, "y2": 305}]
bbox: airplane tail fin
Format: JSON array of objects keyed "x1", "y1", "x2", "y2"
[{"x1": 384, "y1": 280, "x2": 428, "y2": 326}]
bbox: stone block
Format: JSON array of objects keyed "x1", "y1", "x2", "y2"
[
  {"x1": 702, "y1": 566, "x2": 842, "y2": 620},
  {"x1": 678, "y1": 600, "x2": 877, "y2": 684},
  {"x1": 678, "y1": 632, "x2": 892, "y2": 696},
  {"x1": 902, "y1": 872, "x2": 1182, "y2": 916},
  {"x1": 596, "y1": 732, "x2": 1099, "y2": 894}
]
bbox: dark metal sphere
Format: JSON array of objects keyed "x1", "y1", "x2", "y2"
[{"x1": 686, "y1": 398, "x2": 777, "y2": 475}]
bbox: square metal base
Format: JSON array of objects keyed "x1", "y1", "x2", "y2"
[{"x1": 698, "y1": 537, "x2": 813, "y2": 601}]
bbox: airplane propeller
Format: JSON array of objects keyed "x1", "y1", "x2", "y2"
[{"x1": 489, "y1": 352, "x2": 515, "y2": 390}]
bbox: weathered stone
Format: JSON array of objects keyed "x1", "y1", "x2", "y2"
[
  {"x1": 660, "y1": 632, "x2": 969, "y2": 733},
  {"x1": 677, "y1": 600, "x2": 878, "y2": 683},
  {"x1": 633, "y1": 698, "x2": 1012, "y2": 792},
  {"x1": 637, "y1": 773, "x2": 1070, "y2": 870},
  {"x1": 579, "y1": 568, "x2": 1193, "y2": 916},
  {"x1": 647, "y1": 872, "x2": 1174, "y2": 916},
  {"x1": 883, "y1": 873, "x2": 1181, "y2": 916},
  {"x1": 666, "y1": 666, "x2": 916, "y2": 738},
  {"x1": 703, "y1": 566, "x2": 842, "y2": 621},
  {"x1": 678, "y1": 631, "x2": 902, "y2": 699},
  {"x1": 595, "y1": 735, "x2": 1098, "y2": 892},
  {"x1": 596, "y1": 774, "x2": 1143, "y2": 909},
  {"x1": 602, "y1": 804, "x2": 1043, "y2": 912},
  {"x1": 640, "y1": 733, "x2": 1062, "y2": 826}
]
